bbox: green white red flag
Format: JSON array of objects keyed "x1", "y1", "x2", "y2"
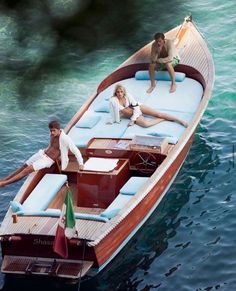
[{"x1": 53, "y1": 186, "x2": 77, "y2": 258}]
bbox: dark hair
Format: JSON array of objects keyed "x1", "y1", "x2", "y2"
[
  {"x1": 48, "y1": 120, "x2": 60, "y2": 129},
  {"x1": 154, "y1": 32, "x2": 165, "y2": 40}
]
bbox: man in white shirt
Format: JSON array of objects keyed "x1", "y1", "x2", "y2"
[
  {"x1": 0, "y1": 120, "x2": 83, "y2": 187},
  {"x1": 147, "y1": 32, "x2": 180, "y2": 94}
]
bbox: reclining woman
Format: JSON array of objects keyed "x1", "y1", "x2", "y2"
[{"x1": 108, "y1": 84, "x2": 188, "y2": 127}]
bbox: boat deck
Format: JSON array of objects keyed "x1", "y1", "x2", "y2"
[{"x1": 68, "y1": 76, "x2": 204, "y2": 149}]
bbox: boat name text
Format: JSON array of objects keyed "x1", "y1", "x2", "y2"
[{"x1": 33, "y1": 239, "x2": 53, "y2": 246}]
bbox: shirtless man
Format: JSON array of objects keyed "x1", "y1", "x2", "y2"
[
  {"x1": 0, "y1": 120, "x2": 83, "y2": 187},
  {"x1": 147, "y1": 32, "x2": 180, "y2": 94}
]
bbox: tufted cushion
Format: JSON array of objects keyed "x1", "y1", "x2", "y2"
[
  {"x1": 120, "y1": 176, "x2": 148, "y2": 195},
  {"x1": 135, "y1": 70, "x2": 186, "y2": 82}
]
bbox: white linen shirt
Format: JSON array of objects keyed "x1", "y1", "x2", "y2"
[
  {"x1": 109, "y1": 94, "x2": 142, "y2": 123},
  {"x1": 59, "y1": 130, "x2": 83, "y2": 170}
]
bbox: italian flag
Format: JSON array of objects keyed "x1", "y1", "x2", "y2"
[{"x1": 53, "y1": 186, "x2": 77, "y2": 258}]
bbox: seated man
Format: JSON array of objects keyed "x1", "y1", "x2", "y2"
[
  {"x1": 147, "y1": 32, "x2": 180, "y2": 94},
  {"x1": 0, "y1": 120, "x2": 84, "y2": 187}
]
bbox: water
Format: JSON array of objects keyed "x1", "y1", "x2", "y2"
[{"x1": 0, "y1": 0, "x2": 235, "y2": 290}]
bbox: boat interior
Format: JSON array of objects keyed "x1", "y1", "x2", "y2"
[{"x1": 8, "y1": 68, "x2": 204, "y2": 226}]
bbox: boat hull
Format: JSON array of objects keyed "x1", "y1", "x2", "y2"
[{"x1": 0, "y1": 16, "x2": 214, "y2": 280}]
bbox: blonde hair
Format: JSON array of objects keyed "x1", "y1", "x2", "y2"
[{"x1": 113, "y1": 84, "x2": 127, "y2": 98}]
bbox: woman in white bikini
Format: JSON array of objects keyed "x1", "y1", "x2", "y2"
[{"x1": 108, "y1": 84, "x2": 188, "y2": 127}]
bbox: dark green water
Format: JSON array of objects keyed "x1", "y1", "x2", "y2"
[{"x1": 0, "y1": 0, "x2": 235, "y2": 290}]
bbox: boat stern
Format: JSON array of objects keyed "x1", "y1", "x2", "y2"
[{"x1": 0, "y1": 234, "x2": 94, "y2": 280}]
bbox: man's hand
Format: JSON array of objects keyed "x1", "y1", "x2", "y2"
[{"x1": 79, "y1": 164, "x2": 84, "y2": 171}]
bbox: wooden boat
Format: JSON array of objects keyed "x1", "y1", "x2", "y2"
[{"x1": 0, "y1": 16, "x2": 214, "y2": 281}]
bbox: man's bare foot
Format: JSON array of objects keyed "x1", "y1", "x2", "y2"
[
  {"x1": 0, "y1": 181, "x2": 6, "y2": 187},
  {"x1": 147, "y1": 85, "x2": 156, "y2": 94},
  {"x1": 169, "y1": 83, "x2": 176, "y2": 93}
]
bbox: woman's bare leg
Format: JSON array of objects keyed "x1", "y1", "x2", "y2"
[
  {"x1": 140, "y1": 105, "x2": 188, "y2": 127},
  {"x1": 135, "y1": 116, "x2": 164, "y2": 128}
]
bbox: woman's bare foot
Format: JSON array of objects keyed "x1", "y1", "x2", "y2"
[{"x1": 181, "y1": 120, "x2": 188, "y2": 127}]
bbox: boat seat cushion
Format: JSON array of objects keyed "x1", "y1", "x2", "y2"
[
  {"x1": 15, "y1": 208, "x2": 62, "y2": 217},
  {"x1": 10, "y1": 201, "x2": 24, "y2": 213},
  {"x1": 144, "y1": 78, "x2": 203, "y2": 113},
  {"x1": 75, "y1": 110, "x2": 101, "y2": 128},
  {"x1": 74, "y1": 212, "x2": 108, "y2": 222},
  {"x1": 22, "y1": 174, "x2": 67, "y2": 211},
  {"x1": 92, "y1": 99, "x2": 110, "y2": 113},
  {"x1": 135, "y1": 70, "x2": 186, "y2": 82},
  {"x1": 14, "y1": 208, "x2": 109, "y2": 222},
  {"x1": 100, "y1": 194, "x2": 132, "y2": 219},
  {"x1": 68, "y1": 114, "x2": 128, "y2": 148},
  {"x1": 122, "y1": 120, "x2": 182, "y2": 144},
  {"x1": 120, "y1": 176, "x2": 148, "y2": 195},
  {"x1": 68, "y1": 77, "x2": 203, "y2": 147}
]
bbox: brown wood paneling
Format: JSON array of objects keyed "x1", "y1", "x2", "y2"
[{"x1": 93, "y1": 132, "x2": 195, "y2": 266}]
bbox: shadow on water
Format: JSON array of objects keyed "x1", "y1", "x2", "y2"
[
  {"x1": 0, "y1": 0, "x2": 141, "y2": 101},
  {"x1": 0, "y1": 0, "x2": 184, "y2": 102},
  {"x1": 0, "y1": 132, "x2": 218, "y2": 291},
  {"x1": 0, "y1": 275, "x2": 80, "y2": 291}
]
